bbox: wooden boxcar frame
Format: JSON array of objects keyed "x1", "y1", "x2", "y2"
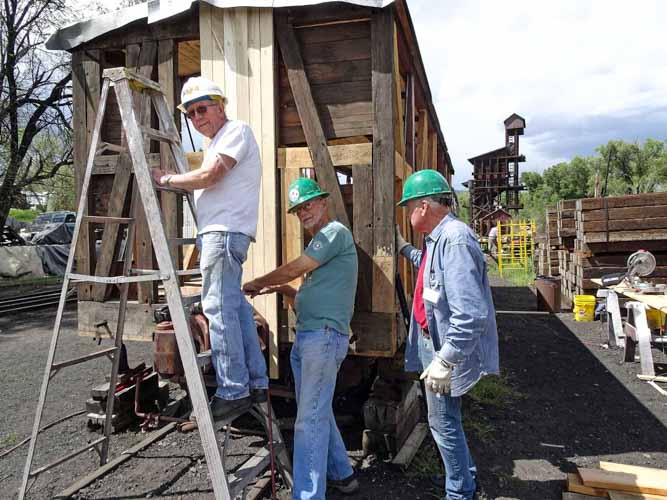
[{"x1": 51, "y1": 0, "x2": 454, "y2": 378}]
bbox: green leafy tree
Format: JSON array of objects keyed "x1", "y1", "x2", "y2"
[{"x1": 0, "y1": 0, "x2": 73, "y2": 229}]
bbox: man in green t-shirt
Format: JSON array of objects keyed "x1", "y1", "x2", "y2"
[{"x1": 243, "y1": 178, "x2": 358, "y2": 499}]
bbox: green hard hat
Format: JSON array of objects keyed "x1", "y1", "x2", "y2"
[
  {"x1": 287, "y1": 177, "x2": 329, "y2": 213},
  {"x1": 397, "y1": 169, "x2": 452, "y2": 206}
]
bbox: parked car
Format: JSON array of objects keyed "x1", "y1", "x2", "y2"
[{"x1": 27, "y1": 211, "x2": 76, "y2": 239}]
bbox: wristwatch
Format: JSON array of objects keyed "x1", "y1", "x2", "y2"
[{"x1": 160, "y1": 174, "x2": 172, "y2": 186}]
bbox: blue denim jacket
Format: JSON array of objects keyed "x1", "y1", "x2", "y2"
[{"x1": 402, "y1": 213, "x2": 499, "y2": 397}]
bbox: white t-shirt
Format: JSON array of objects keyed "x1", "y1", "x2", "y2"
[{"x1": 194, "y1": 120, "x2": 261, "y2": 238}]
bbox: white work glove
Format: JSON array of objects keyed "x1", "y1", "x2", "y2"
[
  {"x1": 396, "y1": 225, "x2": 409, "y2": 253},
  {"x1": 420, "y1": 357, "x2": 453, "y2": 394}
]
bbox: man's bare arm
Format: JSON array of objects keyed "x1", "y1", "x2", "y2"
[
  {"x1": 243, "y1": 255, "x2": 319, "y2": 296},
  {"x1": 151, "y1": 153, "x2": 236, "y2": 191}
]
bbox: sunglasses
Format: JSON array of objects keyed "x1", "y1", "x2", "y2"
[
  {"x1": 185, "y1": 103, "x2": 219, "y2": 119},
  {"x1": 293, "y1": 200, "x2": 319, "y2": 215}
]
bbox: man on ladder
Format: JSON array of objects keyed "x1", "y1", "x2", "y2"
[{"x1": 152, "y1": 77, "x2": 268, "y2": 419}]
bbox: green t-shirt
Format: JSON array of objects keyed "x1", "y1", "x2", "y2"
[{"x1": 295, "y1": 221, "x2": 358, "y2": 334}]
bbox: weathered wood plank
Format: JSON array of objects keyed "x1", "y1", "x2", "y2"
[
  {"x1": 371, "y1": 8, "x2": 395, "y2": 313},
  {"x1": 580, "y1": 205, "x2": 667, "y2": 222},
  {"x1": 258, "y1": 7, "x2": 279, "y2": 379},
  {"x1": 288, "y1": 3, "x2": 371, "y2": 28},
  {"x1": 298, "y1": 36, "x2": 371, "y2": 65},
  {"x1": 416, "y1": 109, "x2": 428, "y2": 169},
  {"x1": 279, "y1": 79, "x2": 372, "y2": 107},
  {"x1": 279, "y1": 58, "x2": 371, "y2": 86},
  {"x1": 276, "y1": 13, "x2": 350, "y2": 228},
  {"x1": 579, "y1": 217, "x2": 667, "y2": 233},
  {"x1": 158, "y1": 39, "x2": 182, "y2": 267},
  {"x1": 133, "y1": 42, "x2": 159, "y2": 304},
  {"x1": 583, "y1": 230, "x2": 667, "y2": 244},
  {"x1": 277, "y1": 143, "x2": 371, "y2": 169},
  {"x1": 279, "y1": 101, "x2": 372, "y2": 128},
  {"x1": 392, "y1": 22, "x2": 405, "y2": 157},
  {"x1": 349, "y1": 312, "x2": 394, "y2": 355},
  {"x1": 392, "y1": 422, "x2": 428, "y2": 469},
  {"x1": 72, "y1": 50, "x2": 100, "y2": 300},
  {"x1": 353, "y1": 164, "x2": 373, "y2": 312},
  {"x1": 295, "y1": 19, "x2": 369, "y2": 45},
  {"x1": 577, "y1": 193, "x2": 667, "y2": 211}
]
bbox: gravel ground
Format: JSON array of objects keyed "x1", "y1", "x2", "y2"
[{"x1": 1, "y1": 278, "x2": 665, "y2": 499}]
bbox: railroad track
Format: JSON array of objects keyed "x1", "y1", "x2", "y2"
[{"x1": 0, "y1": 286, "x2": 77, "y2": 315}]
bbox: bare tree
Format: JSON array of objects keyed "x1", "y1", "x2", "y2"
[{"x1": 0, "y1": 0, "x2": 73, "y2": 229}]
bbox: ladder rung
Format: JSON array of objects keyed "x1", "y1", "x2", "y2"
[
  {"x1": 52, "y1": 347, "x2": 119, "y2": 371},
  {"x1": 141, "y1": 125, "x2": 179, "y2": 144},
  {"x1": 67, "y1": 273, "x2": 167, "y2": 284},
  {"x1": 84, "y1": 216, "x2": 134, "y2": 224},
  {"x1": 228, "y1": 448, "x2": 271, "y2": 498},
  {"x1": 196, "y1": 350, "x2": 211, "y2": 368},
  {"x1": 154, "y1": 185, "x2": 190, "y2": 196},
  {"x1": 176, "y1": 269, "x2": 202, "y2": 277},
  {"x1": 29, "y1": 436, "x2": 108, "y2": 477},
  {"x1": 169, "y1": 238, "x2": 197, "y2": 246}
]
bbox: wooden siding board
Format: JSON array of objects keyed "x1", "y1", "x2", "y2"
[
  {"x1": 371, "y1": 8, "x2": 395, "y2": 314},
  {"x1": 276, "y1": 12, "x2": 350, "y2": 228},
  {"x1": 352, "y1": 164, "x2": 373, "y2": 313},
  {"x1": 158, "y1": 39, "x2": 182, "y2": 267},
  {"x1": 72, "y1": 50, "x2": 100, "y2": 301}
]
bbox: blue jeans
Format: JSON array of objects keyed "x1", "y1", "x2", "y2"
[
  {"x1": 200, "y1": 231, "x2": 268, "y2": 400},
  {"x1": 419, "y1": 335, "x2": 477, "y2": 500},
  {"x1": 291, "y1": 327, "x2": 353, "y2": 500}
]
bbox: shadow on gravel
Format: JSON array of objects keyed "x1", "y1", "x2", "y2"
[{"x1": 470, "y1": 283, "x2": 667, "y2": 499}]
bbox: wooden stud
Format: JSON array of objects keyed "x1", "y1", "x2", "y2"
[
  {"x1": 416, "y1": 108, "x2": 428, "y2": 170},
  {"x1": 429, "y1": 131, "x2": 437, "y2": 169},
  {"x1": 371, "y1": 7, "x2": 395, "y2": 314},
  {"x1": 72, "y1": 50, "x2": 100, "y2": 301},
  {"x1": 276, "y1": 12, "x2": 350, "y2": 228},
  {"x1": 158, "y1": 39, "x2": 182, "y2": 268},
  {"x1": 392, "y1": 22, "x2": 405, "y2": 157},
  {"x1": 352, "y1": 164, "x2": 373, "y2": 312}
]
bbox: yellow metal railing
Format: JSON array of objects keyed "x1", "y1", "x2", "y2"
[{"x1": 496, "y1": 219, "x2": 535, "y2": 277}]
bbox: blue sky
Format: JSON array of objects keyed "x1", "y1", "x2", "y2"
[{"x1": 408, "y1": 0, "x2": 667, "y2": 189}]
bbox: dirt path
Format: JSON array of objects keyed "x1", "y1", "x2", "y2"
[{"x1": 0, "y1": 278, "x2": 665, "y2": 499}]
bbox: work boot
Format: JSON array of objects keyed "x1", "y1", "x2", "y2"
[
  {"x1": 250, "y1": 388, "x2": 267, "y2": 404},
  {"x1": 328, "y1": 473, "x2": 360, "y2": 495},
  {"x1": 210, "y1": 396, "x2": 252, "y2": 420}
]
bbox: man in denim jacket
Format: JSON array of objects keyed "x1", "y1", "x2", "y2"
[{"x1": 397, "y1": 169, "x2": 499, "y2": 500}]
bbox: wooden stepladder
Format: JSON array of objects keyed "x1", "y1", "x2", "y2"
[{"x1": 19, "y1": 67, "x2": 292, "y2": 500}]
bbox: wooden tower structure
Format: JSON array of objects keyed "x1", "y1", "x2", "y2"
[{"x1": 465, "y1": 113, "x2": 526, "y2": 235}]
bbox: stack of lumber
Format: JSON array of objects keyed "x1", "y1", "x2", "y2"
[
  {"x1": 534, "y1": 234, "x2": 547, "y2": 276},
  {"x1": 557, "y1": 199, "x2": 578, "y2": 307},
  {"x1": 558, "y1": 199, "x2": 577, "y2": 245},
  {"x1": 564, "y1": 461, "x2": 667, "y2": 499},
  {"x1": 545, "y1": 208, "x2": 561, "y2": 276},
  {"x1": 573, "y1": 192, "x2": 667, "y2": 296}
]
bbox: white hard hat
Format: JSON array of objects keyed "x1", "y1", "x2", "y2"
[{"x1": 178, "y1": 76, "x2": 227, "y2": 112}]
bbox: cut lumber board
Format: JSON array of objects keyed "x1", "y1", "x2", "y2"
[
  {"x1": 599, "y1": 462, "x2": 667, "y2": 479},
  {"x1": 577, "y1": 192, "x2": 667, "y2": 210},
  {"x1": 563, "y1": 493, "x2": 603, "y2": 500},
  {"x1": 582, "y1": 230, "x2": 667, "y2": 244},
  {"x1": 567, "y1": 472, "x2": 608, "y2": 497},
  {"x1": 579, "y1": 466, "x2": 667, "y2": 496},
  {"x1": 392, "y1": 422, "x2": 428, "y2": 469},
  {"x1": 608, "y1": 491, "x2": 667, "y2": 500}
]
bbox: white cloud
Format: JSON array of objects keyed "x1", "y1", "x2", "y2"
[{"x1": 408, "y1": 0, "x2": 667, "y2": 189}]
